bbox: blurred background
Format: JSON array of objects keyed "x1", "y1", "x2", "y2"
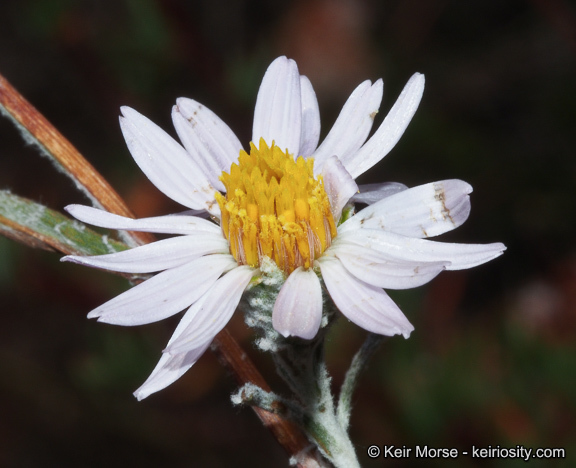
[{"x1": 1, "y1": 0, "x2": 575, "y2": 466}]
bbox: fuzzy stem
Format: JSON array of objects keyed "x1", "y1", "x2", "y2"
[
  {"x1": 212, "y1": 330, "x2": 325, "y2": 468},
  {"x1": 242, "y1": 274, "x2": 363, "y2": 467},
  {"x1": 337, "y1": 333, "x2": 385, "y2": 431},
  {"x1": 273, "y1": 331, "x2": 361, "y2": 468}
]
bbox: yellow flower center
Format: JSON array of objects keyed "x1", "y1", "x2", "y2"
[{"x1": 215, "y1": 139, "x2": 337, "y2": 274}]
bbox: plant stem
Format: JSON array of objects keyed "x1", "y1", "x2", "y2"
[
  {"x1": 269, "y1": 322, "x2": 361, "y2": 467},
  {"x1": 213, "y1": 330, "x2": 326, "y2": 467},
  {"x1": 337, "y1": 333, "x2": 385, "y2": 431}
]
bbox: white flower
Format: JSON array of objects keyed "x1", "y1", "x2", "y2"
[{"x1": 62, "y1": 56, "x2": 505, "y2": 399}]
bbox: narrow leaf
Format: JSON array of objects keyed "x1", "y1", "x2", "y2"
[{"x1": 0, "y1": 190, "x2": 128, "y2": 256}]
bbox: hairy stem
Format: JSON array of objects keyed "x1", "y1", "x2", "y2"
[{"x1": 337, "y1": 333, "x2": 385, "y2": 431}]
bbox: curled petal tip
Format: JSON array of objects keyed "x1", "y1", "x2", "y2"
[
  {"x1": 401, "y1": 323, "x2": 415, "y2": 339},
  {"x1": 412, "y1": 72, "x2": 425, "y2": 82},
  {"x1": 271, "y1": 55, "x2": 289, "y2": 64},
  {"x1": 119, "y1": 105, "x2": 135, "y2": 117},
  {"x1": 277, "y1": 329, "x2": 291, "y2": 339},
  {"x1": 276, "y1": 327, "x2": 315, "y2": 341},
  {"x1": 60, "y1": 255, "x2": 85, "y2": 265},
  {"x1": 87, "y1": 311, "x2": 101, "y2": 320}
]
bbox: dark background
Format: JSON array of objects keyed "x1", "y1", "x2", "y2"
[{"x1": 1, "y1": 0, "x2": 575, "y2": 466}]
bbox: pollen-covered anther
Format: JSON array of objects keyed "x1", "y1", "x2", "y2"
[{"x1": 215, "y1": 139, "x2": 337, "y2": 274}]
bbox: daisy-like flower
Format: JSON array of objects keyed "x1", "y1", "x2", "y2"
[{"x1": 63, "y1": 56, "x2": 505, "y2": 400}]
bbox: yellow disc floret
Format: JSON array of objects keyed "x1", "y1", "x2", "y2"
[{"x1": 215, "y1": 138, "x2": 337, "y2": 274}]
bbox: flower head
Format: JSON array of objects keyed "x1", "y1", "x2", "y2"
[
  {"x1": 62, "y1": 56, "x2": 505, "y2": 399},
  {"x1": 215, "y1": 138, "x2": 337, "y2": 273}
]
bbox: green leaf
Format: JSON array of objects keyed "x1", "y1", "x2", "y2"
[{"x1": 0, "y1": 190, "x2": 128, "y2": 256}]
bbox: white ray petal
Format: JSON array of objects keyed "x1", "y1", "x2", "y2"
[
  {"x1": 341, "y1": 180, "x2": 472, "y2": 238},
  {"x1": 272, "y1": 267, "x2": 323, "y2": 339},
  {"x1": 336, "y1": 229, "x2": 506, "y2": 270},
  {"x1": 134, "y1": 277, "x2": 233, "y2": 400},
  {"x1": 119, "y1": 107, "x2": 219, "y2": 214},
  {"x1": 328, "y1": 242, "x2": 447, "y2": 289},
  {"x1": 321, "y1": 156, "x2": 358, "y2": 222},
  {"x1": 345, "y1": 73, "x2": 425, "y2": 178},
  {"x1": 312, "y1": 79, "x2": 383, "y2": 174},
  {"x1": 252, "y1": 56, "x2": 302, "y2": 155},
  {"x1": 172, "y1": 98, "x2": 243, "y2": 191},
  {"x1": 351, "y1": 182, "x2": 408, "y2": 205},
  {"x1": 299, "y1": 75, "x2": 321, "y2": 157},
  {"x1": 166, "y1": 266, "x2": 256, "y2": 354},
  {"x1": 65, "y1": 205, "x2": 221, "y2": 235},
  {"x1": 133, "y1": 342, "x2": 210, "y2": 400},
  {"x1": 317, "y1": 256, "x2": 414, "y2": 338},
  {"x1": 88, "y1": 254, "x2": 237, "y2": 325},
  {"x1": 62, "y1": 234, "x2": 229, "y2": 273}
]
